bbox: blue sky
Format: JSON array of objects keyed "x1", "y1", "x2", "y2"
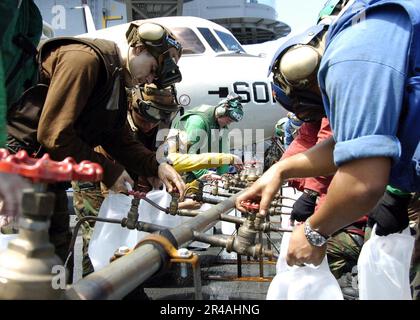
[{"x1": 276, "y1": 0, "x2": 328, "y2": 33}]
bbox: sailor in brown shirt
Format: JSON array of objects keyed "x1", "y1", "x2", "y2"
[{"x1": 6, "y1": 21, "x2": 185, "y2": 281}]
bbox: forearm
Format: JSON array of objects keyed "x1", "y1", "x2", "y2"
[
  {"x1": 277, "y1": 136, "x2": 337, "y2": 181},
  {"x1": 310, "y1": 157, "x2": 391, "y2": 236},
  {"x1": 169, "y1": 152, "x2": 232, "y2": 173}
]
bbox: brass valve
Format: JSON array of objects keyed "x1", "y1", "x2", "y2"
[
  {"x1": 211, "y1": 180, "x2": 219, "y2": 196},
  {"x1": 168, "y1": 192, "x2": 180, "y2": 215}
]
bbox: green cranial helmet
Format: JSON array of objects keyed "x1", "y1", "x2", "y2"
[
  {"x1": 215, "y1": 92, "x2": 244, "y2": 122},
  {"x1": 318, "y1": 0, "x2": 349, "y2": 22},
  {"x1": 275, "y1": 117, "x2": 288, "y2": 138}
]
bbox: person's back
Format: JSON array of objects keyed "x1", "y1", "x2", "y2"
[
  {"x1": 318, "y1": 0, "x2": 420, "y2": 192},
  {"x1": 0, "y1": 0, "x2": 41, "y2": 231},
  {"x1": 0, "y1": 0, "x2": 41, "y2": 148},
  {"x1": 1, "y1": 0, "x2": 42, "y2": 108}
]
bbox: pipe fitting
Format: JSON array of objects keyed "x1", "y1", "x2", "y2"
[
  {"x1": 168, "y1": 192, "x2": 179, "y2": 215},
  {"x1": 268, "y1": 207, "x2": 283, "y2": 216},
  {"x1": 122, "y1": 198, "x2": 140, "y2": 230},
  {"x1": 0, "y1": 188, "x2": 64, "y2": 299},
  {"x1": 211, "y1": 181, "x2": 218, "y2": 196}
]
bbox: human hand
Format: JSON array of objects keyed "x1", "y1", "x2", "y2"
[
  {"x1": 110, "y1": 170, "x2": 134, "y2": 193},
  {"x1": 0, "y1": 172, "x2": 30, "y2": 218},
  {"x1": 0, "y1": 213, "x2": 17, "y2": 229},
  {"x1": 178, "y1": 199, "x2": 202, "y2": 210},
  {"x1": 158, "y1": 163, "x2": 185, "y2": 198},
  {"x1": 200, "y1": 173, "x2": 222, "y2": 181},
  {"x1": 367, "y1": 190, "x2": 410, "y2": 236},
  {"x1": 235, "y1": 163, "x2": 283, "y2": 216},
  {"x1": 286, "y1": 223, "x2": 326, "y2": 267},
  {"x1": 147, "y1": 176, "x2": 163, "y2": 190}
]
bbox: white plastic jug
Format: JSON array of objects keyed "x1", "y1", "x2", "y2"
[
  {"x1": 0, "y1": 215, "x2": 19, "y2": 252},
  {"x1": 221, "y1": 208, "x2": 240, "y2": 235},
  {"x1": 276, "y1": 232, "x2": 291, "y2": 274},
  {"x1": 137, "y1": 188, "x2": 187, "y2": 234},
  {"x1": 89, "y1": 187, "x2": 189, "y2": 271},
  {"x1": 357, "y1": 224, "x2": 415, "y2": 300},
  {"x1": 0, "y1": 231, "x2": 18, "y2": 251},
  {"x1": 267, "y1": 232, "x2": 343, "y2": 300},
  {"x1": 88, "y1": 192, "x2": 138, "y2": 271}
]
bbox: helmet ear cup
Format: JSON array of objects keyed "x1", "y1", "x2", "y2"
[
  {"x1": 279, "y1": 45, "x2": 321, "y2": 87},
  {"x1": 215, "y1": 105, "x2": 227, "y2": 118}
]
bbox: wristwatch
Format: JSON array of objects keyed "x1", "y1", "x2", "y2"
[{"x1": 304, "y1": 218, "x2": 329, "y2": 247}]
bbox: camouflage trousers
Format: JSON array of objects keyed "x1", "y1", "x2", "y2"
[
  {"x1": 411, "y1": 219, "x2": 420, "y2": 300},
  {"x1": 408, "y1": 194, "x2": 420, "y2": 300},
  {"x1": 50, "y1": 185, "x2": 74, "y2": 283},
  {"x1": 71, "y1": 181, "x2": 107, "y2": 277},
  {"x1": 327, "y1": 231, "x2": 363, "y2": 279}
]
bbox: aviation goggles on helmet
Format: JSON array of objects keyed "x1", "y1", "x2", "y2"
[
  {"x1": 271, "y1": 81, "x2": 324, "y2": 122},
  {"x1": 227, "y1": 107, "x2": 244, "y2": 122},
  {"x1": 134, "y1": 99, "x2": 180, "y2": 125},
  {"x1": 126, "y1": 22, "x2": 183, "y2": 88}
]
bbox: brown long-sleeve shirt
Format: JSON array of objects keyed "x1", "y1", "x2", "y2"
[{"x1": 37, "y1": 42, "x2": 158, "y2": 187}]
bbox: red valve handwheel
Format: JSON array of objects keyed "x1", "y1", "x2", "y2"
[
  {"x1": 240, "y1": 200, "x2": 260, "y2": 212},
  {"x1": 0, "y1": 149, "x2": 103, "y2": 183}
]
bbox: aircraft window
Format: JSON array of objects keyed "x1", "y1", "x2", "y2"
[
  {"x1": 215, "y1": 30, "x2": 246, "y2": 53},
  {"x1": 171, "y1": 27, "x2": 205, "y2": 54},
  {"x1": 197, "y1": 27, "x2": 225, "y2": 52}
]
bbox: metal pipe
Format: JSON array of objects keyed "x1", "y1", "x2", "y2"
[
  {"x1": 266, "y1": 225, "x2": 293, "y2": 233},
  {"x1": 136, "y1": 221, "x2": 166, "y2": 233},
  {"x1": 177, "y1": 209, "x2": 201, "y2": 217},
  {"x1": 220, "y1": 214, "x2": 244, "y2": 225},
  {"x1": 266, "y1": 215, "x2": 272, "y2": 259},
  {"x1": 228, "y1": 186, "x2": 244, "y2": 193},
  {"x1": 66, "y1": 191, "x2": 243, "y2": 300},
  {"x1": 210, "y1": 191, "x2": 236, "y2": 198},
  {"x1": 236, "y1": 223, "x2": 242, "y2": 278},
  {"x1": 192, "y1": 231, "x2": 230, "y2": 248},
  {"x1": 171, "y1": 192, "x2": 241, "y2": 245},
  {"x1": 66, "y1": 243, "x2": 161, "y2": 300},
  {"x1": 177, "y1": 209, "x2": 245, "y2": 225},
  {"x1": 201, "y1": 196, "x2": 223, "y2": 205},
  {"x1": 192, "y1": 262, "x2": 203, "y2": 300}
]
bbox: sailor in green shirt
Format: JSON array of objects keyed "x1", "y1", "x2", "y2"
[{"x1": 173, "y1": 93, "x2": 244, "y2": 182}]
